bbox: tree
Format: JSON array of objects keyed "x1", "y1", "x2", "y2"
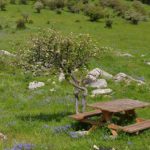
[
  {"x1": 34, "y1": 1, "x2": 43, "y2": 13},
  {"x1": 20, "y1": 29, "x2": 99, "y2": 114}
]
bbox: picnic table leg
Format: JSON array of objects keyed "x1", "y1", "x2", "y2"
[{"x1": 101, "y1": 111, "x2": 113, "y2": 123}]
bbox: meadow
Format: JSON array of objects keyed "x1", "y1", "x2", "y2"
[{"x1": 0, "y1": 0, "x2": 150, "y2": 150}]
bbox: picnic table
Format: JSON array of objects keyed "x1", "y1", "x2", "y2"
[{"x1": 70, "y1": 99, "x2": 150, "y2": 135}]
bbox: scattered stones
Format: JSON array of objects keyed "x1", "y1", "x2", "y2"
[
  {"x1": 0, "y1": 133, "x2": 7, "y2": 140},
  {"x1": 0, "y1": 50, "x2": 16, "y2": 57},
  {"x1": 28, "y1": 81, "x2": 45, "y2": 90},
  {"x1": 58, "y1": 72, "x2": 65, "y2": 82},
  {"x1": 69, "y1": 131, "x2": 89, "y2": 138},
  {"x1": 88, "y1": 79, "x2": 107, "y2": 89},
  {"x1": 92, "y1": 89, "x2": 112, "y2": 96},
  {"x1": 114, "y1": 73, "x2": 145, "y2": 85}
]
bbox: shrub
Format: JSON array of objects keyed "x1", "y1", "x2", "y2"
[
  {"x1": 28, "y1": 19, "x2": 33, "y2": 24},
  {"x1": 84, "y1": 5, "x2": 105, "y2": 21},
  {"x1": 105, "y1": 18, "x2": 113, "y2": 28},
  {"x1": 0, "y1": 0, "x2": 6, "y2": 11},
  {"x1": 34, "y1": 1, "x2": 43, "y2": 13},
  {"x1": 55, "y1": 9, "x2": 62, "y2": 14},
  {"x1": 47, "y1": 0, "x2": 65, "y2": 10},
  {"x1": 21, "y1": 13, "x2": 29, "y2": 22},
  {"x1": 0, "y1": 24, "x2": 2, "y2": 30},
  {"x1": 10, "y1": 0, "x2": 16, "y2": 4},
  {"x1": 124, "y1": 9, "x2": 142, "y2": 24},
  {"x1": 16, "y1": 18, "x2": 26, "y2": 29},
  {"x1": 19, "y1": 0, "x2": 27, "y2": 5}
]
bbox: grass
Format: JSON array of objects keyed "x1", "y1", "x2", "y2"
[{"x1": 0, "y1": 1, "x2": 150, "y2": 150}]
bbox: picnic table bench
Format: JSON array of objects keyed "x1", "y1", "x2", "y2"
[{"x1": 70, "y1": 99, "x2": 150, "y2": 135}]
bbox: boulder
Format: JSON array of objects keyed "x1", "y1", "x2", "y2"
[
  {"x1": 92, "y1": 89, "x2": 112, "y2": 96},
  {"x1": 0, "y1": 133, "x2": 7, "y2": 140},
  {"x1": 118, "y1": 52, "x2": 134, "y2": 58},
  {"x1": 28, "y1": 81, "x2": 45, "y2": 90},
  {"x1": 0, "y1": 50, "x2": 15, "y2": 57},
  {"x1": 58, "y1": 72, "x2": 65, "y2": 82},
  {"x1": 146, "y1": 62, "x2": 150, "y2": 66},
  {"x1": 88, "y1": 79, "x2": 107, "y2": 89},
  {"x1": 114, "y1": 73, "x2": 145, "y2": 85}
]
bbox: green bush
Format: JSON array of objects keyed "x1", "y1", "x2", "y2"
[
  {"x1": 105, "y1": 18, "x2": 113, "y2": 28},
  {"x1": 19, "y1": 0, "x2": 28, "y2": 5},
  {"x1": 21, "y1": 13, "x2": 29, "y2": 22},
  {"x1": 16, "y1": 18, "x2": 26, "y2": 29},
  {"x1": 34, "y1": 1, "x2": 44, "y2": 13},
  {"x1": 0, "y1": 0, "x2": 6, "y2": 11},
  {"x1": 47, "y1": 0, "x2": 65, "y2": 10},
  {"x1": 10, "y1": 0, "x2": 16, "y2": 4},
  {"x1": 84, "y1": 5, "x2": 105, "y2": 21}
]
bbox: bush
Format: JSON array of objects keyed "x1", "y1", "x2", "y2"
[
  {"x1": 84, "y1": 5, "x2": 105, "y2": 21},
  {"x1": 16, "y1": 18, "x2": 26, "y2": 29},
  {"x1": 10, "y1": 0, "x2": 16, "y2": 4},
  {"x1": 34, "y1": 1, "x2": 43, "y2": 13},
  {"x1": 55, "y1": 9, "x2": 62, "y2": 14},
  {"x1": 0, "y1": 0, "x2": 6, "y2": 11},
  {"x1": 0, "y1": 24, "x2": 3, "y2": 30},
  {"x1": 19, "y1": 0, "x2": 27, "y2": 5},
  {"x1": 21, "y1": 13, "x2": 29, "y2": 22},
  {"x1": 47, "y1": 0, "x2": 65, "y2": 10},
  {"x1": 124, "y1": 9, "x2": 142, "y2": 24},
  {"x1": 105, "y1": 18, "x2": 113, "y2": 28}
]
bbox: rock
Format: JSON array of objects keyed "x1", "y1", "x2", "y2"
[
  {"x1": 0, "y1": 50, "x2": 15, "y2": 57},
  {"x1": 92, "y1": 89, "x2": 112, "y2": 96},
  {"x1": 87, "y1": 68, "x2": 101, "y2": 80},
  {"x1": 28, "y1": 81, "x2": 45, "y2": 90},
  {"x1": 88, "y1": 79, "x2": 107, "y2": 89},
  {"x1": 0, "y1": 133, "x2": 7, "y2": 140},
  {"x1": 101, "y1": 70, "x2": 113, "y2": 79},
  {"x1": 146, "y1": 62, "x2": 150, "y2": 66},
  {"x1": 118, "y1": 53, "x2": 134, "y2": 58},
  {"x1": 58, "y1": 72, "x2": 65, "y2": 82},
  {"x1": 114, "y1": 73, "x2": 145, "y2": 85}
]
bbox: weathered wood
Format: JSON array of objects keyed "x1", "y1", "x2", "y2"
[
  {"x1": 69, "y1": 110, "x2": 102, "y2": 121},
  {"x1": 122, "y1": 120, "x2": 150, "y2": 133},
  {"x1": 88, "y1": 99, "x2": 150, "y2": 113}
]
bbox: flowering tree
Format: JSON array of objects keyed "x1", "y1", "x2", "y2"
[{"x1": 21, "y1": 29, "x2": 99, "y2": 114}]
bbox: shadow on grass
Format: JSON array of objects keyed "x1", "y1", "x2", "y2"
[{"x1": 17, "y1": 112, "x2": 72, "y2": 122}]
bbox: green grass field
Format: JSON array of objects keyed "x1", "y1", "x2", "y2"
[{"x1": 0, "y1": 1, "x2": 150, "y2": 150}]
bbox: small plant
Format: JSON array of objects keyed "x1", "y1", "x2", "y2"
[
  {"x1": 34, "y1": 1, "x2": 43, "y2": 13},
  {"x1": 0, "y1": 0, "x2": 6, "y2": 11},
  {"x1": 10, "y1": 0, "x2": 16, "y2": 4},
  {"x1": 19, "y1": 0, "x2": 27, "y2": 5},
  {"x1": 21, "y1": 13, "x2": 29, "y2": 22},
  {"x1": 0, "y1": 24, "x2": 3, "y2": 30},
  {"x1": 28, "y1": 19, "x2": 33, "y2": 24},
  {"x1": 16, "y1": 18, "x2": 26, "y2": 29},
  {"x1": 105, "y1": 18, "x2": 113, "y2": 28},
  {"x1": 47, "y1": 0, "x2": 65, "y2": 10}
]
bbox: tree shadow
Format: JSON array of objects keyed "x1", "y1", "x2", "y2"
[{"x1": 17, "y1": 112, "x2": 72, "y2": 122}]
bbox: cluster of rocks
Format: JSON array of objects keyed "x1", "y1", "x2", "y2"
[{"x1": 28, "y1": 81, "x2": 45, "y2": 90}]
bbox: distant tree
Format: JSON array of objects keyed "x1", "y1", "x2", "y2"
[
  {"x1": 34, "y1": 1, "x2": 44, "y2": 13},
  {"x1": 19, "y1": 0, "x2": 27, "y2": 5},
  {"x1": 0, "y1": 0, "x2": 6, "y2": 11},
  {"x1": 20, "y1": 29, "x2": 100, "y2": 114}
]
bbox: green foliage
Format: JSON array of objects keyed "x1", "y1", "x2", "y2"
[
  {"x1": 0, "y1": 0, "x2": 6, "y2": 11},
  {"x1": 47, "y1": 0, "x2": 65, "y2": 10},
  {"x1": 21, "y1": 29, "x2": 99, "y2": 78},
  {"x1": 34, "y1": 1, "x2": 44, "y2": 13},
  {"x1": 105, "y1": 18, "x2": 113, "y2": 28},
  {"x1": 19, "y1": 0, "x2": 28, "y2": 5},
  {"x1": 10, "y1": 0, "x2": 16, "y2": 4},
  {"x1": 84, "y1": 4, "x2": 105, "y2": 21},
  {"x1": 16, "y1": 18, "x2": 26, "y2": 29}
]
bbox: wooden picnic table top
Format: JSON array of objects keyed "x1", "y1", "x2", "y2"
[{"x1": 88, "y1": 99, "x2": 150, "y2": 113}]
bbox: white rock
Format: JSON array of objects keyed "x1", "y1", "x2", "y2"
[
  {"x1": 92, "y1": 89, "x2": 112, "y2": 96},
  {"x1": 0, "y1": 133, "x2": 7, "y2": 140},
  {"x1": 100, "y1": 69, "x2": 113, "y2": 79},
  {"x1": 118, "y1": 53, "x2": 134, "y2": 58},
  {"x1": 146, "y1": 62, "x2": 150, "y2": 65},
  {"x1": 114, "y1": 73, "x2": 145, "y2": 85},
  {"x1": 58, "y1": 72, "x2": 65, "y2": 82},
  {"x1": 0, "y1": 50, "x2": 16, "y2": 57},
  {"x1": 93, "y1": 145, "x2": 99, "y2": 150},
  {"x1": 89, "y1": 79, "x2": 107, "y2": 89},
  {"x1": 88, "y1": 68, "x2": 102, "y2": 79},
  {"x1": 28, "y1": 81, "x2": 45, "y2": 90}
]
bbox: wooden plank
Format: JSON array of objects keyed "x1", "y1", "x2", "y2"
[
  {"x1": 69, "y1": 110, "x2": 102, "y2": 121},
  {"x1": 123, "y1": 120, "x2": 150, "y2": 133},
  {"x1": 88, "y1": 99, "x2": 150, "y2": 113}
]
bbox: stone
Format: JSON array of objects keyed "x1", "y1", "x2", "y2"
[
  {"x1": 114, "y1": 73, "x2": 145, "y2": 85},
  {"x1": 58, "y1": 72, "x2": 65, "y2": 82},
  {"x1": 100, "y1": 70, "x2": 113, "y2": 79},
  {"x1": 87, "y1": 68, "x2": 101, "y2": 79},
  {"x1": 28, "y1": 81, "x2": 45, "y2": 90},
  {"x1": 0, "y1": 50, "x2": 16, "y2": 57},
  {"x1": 92, "y1": 89, "x2": 112, "y2": 96},
  {"x1": 146, "y1": 62, "x2": 150, "y2": 66},
  {"x1": 0, "y1": 133, "x2": 7, "y2": 140},
  {"x1": 118, "y1": 53, "x2": 134, "y2": 58},
  {"x1": 89, "y1": 79, "x2": 107, "y2": 89}
]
